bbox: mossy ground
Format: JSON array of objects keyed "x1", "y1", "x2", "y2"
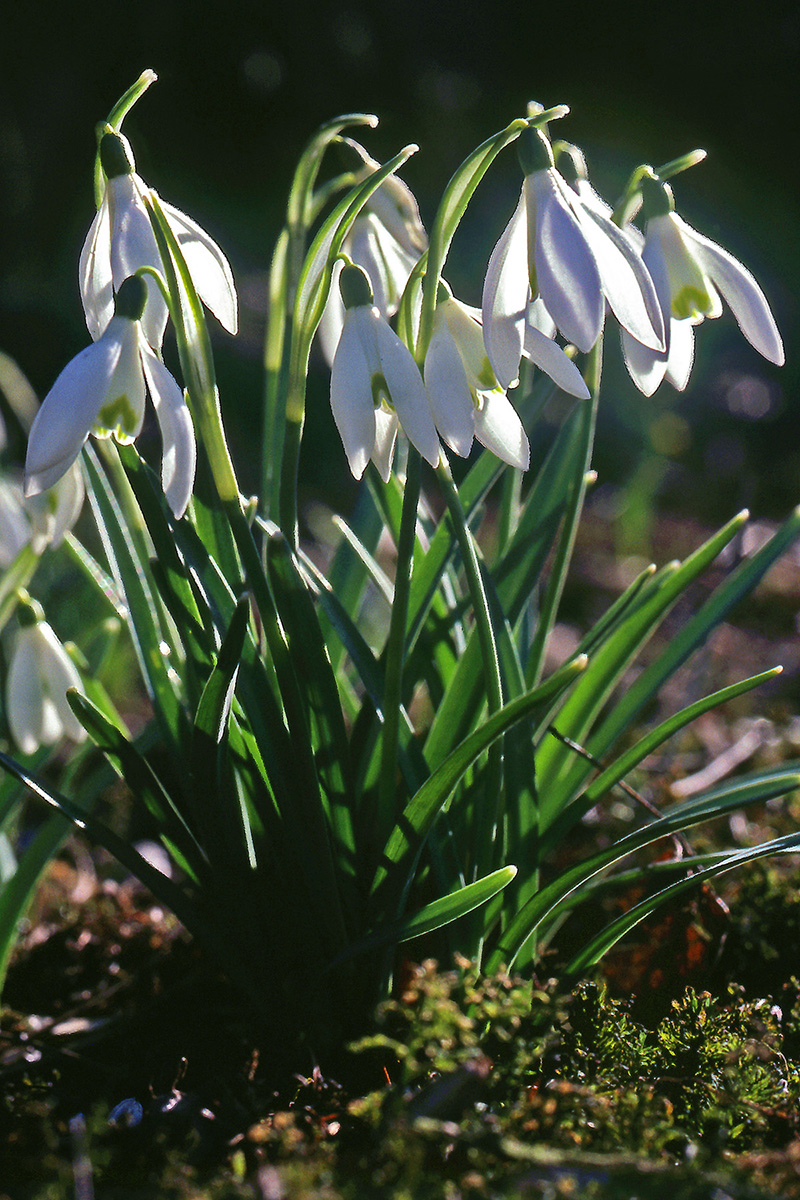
[{"x1": 4, "y1": 856, "x2": 800, "y2": 1199}]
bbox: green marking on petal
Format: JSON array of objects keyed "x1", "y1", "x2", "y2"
[
  {"x1": 477, "y1": 357, "x2": 498, "y2": 390},
  {"x1": 671, "y1": 284, "x2": 714, "y2": 321},
  {"x1": 94, "y1": 394, "x2": 139, "y2": 443},
  {"x1": 370, "y1": 373, "x2": 392, "y2": 410}
]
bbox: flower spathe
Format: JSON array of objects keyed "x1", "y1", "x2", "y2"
[
  {"x1": 482, "y1": 127, "x2": 665, "y2": 391},
  {"x1": 80, "y1": 131, "x2": 238, "y2": 349},
  {"x1": 24, "y1": 276, "x2": 195, "y2": 518},
  {"x1": 6, "y1": 619, "x2": 86, "y2": 756},
  {"x1": 330, "y1": 265, "x2": 440, "y2": 481},
  {"x1": 621, "y1": 174, "x2": 785, "y2": 395}
]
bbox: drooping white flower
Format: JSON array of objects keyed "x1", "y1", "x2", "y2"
[
  {"x1": 318, "y1": 146, "x2": 427, "y2": 365},
  {"x1": 24, "y1": 276, "x2": 195, "y2": 518},
  {"x1": 621, "y1": 173, "x2": 785, "y2": 395},
  {"x1": 482, "y1": 127, "x2": 665, "y2": 390},
  {"x1": 80, "y1": 131, "x2": 238, "y2": 349},
  {"x1": 425, "y1": 291, "x2": 529, "y2": 469},
  {"x1": 0, "y1": 464, "x2": 84, "y2": 567},
  {"x1": 330, "y1": 264, "x2": 440, "y2": 480},
  {"x1": 5, "y1": 613, "x2": 86, "y2": 755}
]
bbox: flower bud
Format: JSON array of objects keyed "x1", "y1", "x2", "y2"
[
  {"x1": 517, "y1": 127, "x2": 554, "y2": 177},
  {"x1": 339, "y1": 263, "x2": 374, "y2": 309},
  {"x1": 100, "y1": 131, "x2": 135, "y2": 179},
  {"x1": 640, "y1": 173, "x2": 674, "y2": 221},
  {"x1": 114, "y1": 274, "x2": 148, "y2": 322}
]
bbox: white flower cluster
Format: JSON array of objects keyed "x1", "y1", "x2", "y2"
[
  {"x1": 24, "y1": 130, "x2": 238, "y2": 520},
  {"x1": 323, "y1": 124, "x2": 783, "y2": 481}
]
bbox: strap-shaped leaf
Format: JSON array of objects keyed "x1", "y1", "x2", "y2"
[
  {"x1": 333, "y1": 866, "x2": 518, "y2": 963},
  {"x1": 83, "y1": 446, "x2": 186, "y2": 749},
  {"x1": 371, "y1": 654, "x2": 588, "y2": 921},
  {"x1": 265, "y1": 532, "x2": 357, "y2": 884},
  {"x1": 541, "y1": 666, "x2": 783, "y2": 855},
  {"x1": 191, "y1": 598, "x2": 250, "y2": 856},
  {"x1": 582, "y1": 504, "x2": 800, "y2": 775},
  {"x1": 67, "y1": 689, "x2": 206, "y2": 882},
  {"x1": 486, "y1": 766, "x2": 800, "y2": 971},
  {"x1": 535, "y1": 509, "x2": 751, "y2": 811},
  {"x1": 425, "y1": 398, "x2": 591, "y2": 769},
  {"x1": 0, "y1": 543, "x2": 39, "y2": 635},
  {"x1": 564, "y1": 829, "x2": 800, "y2": 980}
]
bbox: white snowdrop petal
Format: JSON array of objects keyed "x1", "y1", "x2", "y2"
[
  {"x1": 620, "y1": 326, "x2": 668, "y2": 397},
  {"x1": 107, "y1": 176, "x2": 168, "y2": 348},
  {"x1": 317, "y1": 260, "x2": 347, "y2": 367},
  {"x1": 24, "y1": 333, "x2": 124, "y2": 496},
  {"x1": 162, "y1": 199, "x2": 239, "y2": 336},
  {"x1": 6, "y1": 631, "x2": 42, "y2": 754},
  {"x1": 330, "y1": 311, "x2": 377, "y2": 480},
  {"x1": 474, "y1": 390, "x2": 530, "y2": 470},
  {"x1": 424, "y1": 319, "x2": 475, "y2": 458},
  {"x1": 372, "y1": 314, "x2": 440, "y2": 468},
  {"x1": 79, "y1": 194, "x2": 114, "y2": 341},
  {"x1": 576, "y1": 201, "x2": 665, "y2": 350},
  {"x1": 371, "y1": 409, "x2": 399, "y2": 481},
  {"x1": 664, "y1": 319, "x2": 695, "y2": 391},
  {"x1": 523, "y1": 324, "x2": 590, "y2": 399},
  {"x1": 140, "y1": 341, "x2": 196, "y2": 518},
  {"x1": 531, "y1": 171, "x2": 604, "y2": 353},
  {"x1": 47, "y1": 463, "x2": 85, "y2": 548},
  {"x1": 679, "y1": 220, "x2": 785, "y2": 366},
  {"x1": 0, "y1": 479, "x2": 31, "y2": 567},
  {"x1": 526, "y1": 297, "x2": 557, "y2": 339},
  {"x1": 36, "y1": 624, "x2": 85, "y2": 743},
  {"x1": 481, "y1": 190, "x2": 529, "y2": 389}
]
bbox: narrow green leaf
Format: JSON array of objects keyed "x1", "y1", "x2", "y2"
[
  {"x1": 371, "y1": 655, "x2": 588, "y2": 919},
  {"x1": 487, "y1": 767, "x2": 800, "y2": 971},
  {"x1": 265, "y1": 533, "x2": 357, "y2": 881},
  {"x1": 67, "y1": 688, "x2": 206, "y2": 882},
  {"x1": 564, "y1": 830, "x2": 800, "y2": 979},
  {"x1": 535, "y1": 509, "x2": 751, "y2": 812},
  {"x1": 0, "y1": 543, "x2": 39, "y2": 634},
  {"x1": 541, "y1": 666, "x2": 783, "y2": 855},
  {"x1": 83, "y1": 446, "x2": 186, "y2": 749},
  {"x1": 332, "y1": 866, "x2": 518, "y2": 963}
]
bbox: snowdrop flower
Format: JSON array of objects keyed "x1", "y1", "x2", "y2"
[
  {"x1": 621, "y1": 172, "x2": 785, "y2": 395},
  {"x1": 80, "y1": 131, "x2": 238, "y2": 349},
  {"x1": 5, "y1": 603, "x2": 85, "y2": 755},
  {"x1": 24, "y1": 275, "x2": 195, "y2": 518},
  {"x1": 330, "y1": 264, "x2": 440, "y2": 480},
  {"x1": 425, "y1": 289, "x2": 530, "y2": 469},
  {"x1": 482, "y1": 127, "x2": 665, "y2": 390},
  {"x1": 318, "y1": 145, "x2": 427, "y2": 365},
  {"x1": 0, "y1": 465, "x2": 84, "y2": 567}
]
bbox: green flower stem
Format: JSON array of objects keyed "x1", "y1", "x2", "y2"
[
  {"x1": 223, "y1": 495, "x2": 351, "y2": 960},
  {"x1": 437, "y1": 456, "x2": 504, "y2": 885},
  {"x1": 261, "y1": 227, "x2": 290, "y2": 518},
  {"x1": 526, "y1": 339, "x2": 602, "y2": 690},
  {"x1": 277, "y1": 370, "x2": 305, "y2": 547},
  {"x1": 376, "y1": 448, "x2": 423, "y2": 850}
]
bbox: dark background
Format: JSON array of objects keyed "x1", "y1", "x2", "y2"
[{"x1": 2, "y1": 0, "x2": 798, "y2": 528}]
